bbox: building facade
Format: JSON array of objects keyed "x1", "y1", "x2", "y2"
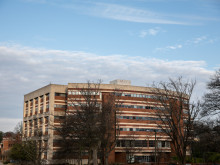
[
  {"x1": 0, "y1": 132, "x2": 17, "y2": 162},
  {"x1": 23, "y1": 80, "x2": 175, "y2": 164}
]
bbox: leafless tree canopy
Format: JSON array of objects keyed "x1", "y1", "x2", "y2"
[
  {"x1": 151, "y1": 77, "x2": 201, "y2": 165},
  {"x1": 201, "y1": 69, "x2": 220, "y2": 117},
  {"x1": 54, "y1": 81, "x2": 120, "y2": 165}
]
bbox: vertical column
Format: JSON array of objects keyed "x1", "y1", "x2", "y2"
[
  {"x1": 33, "y1": 98, "x2": 35, "y2": 116},
  {"x1": 42, "y1": 116, "x2": 45, "y2": 136},
  {"x1": 43, "y1": 94, "x2": 46, "y2": 113},
  {"x1": 27, "y1": 120, "x2": 29, "y2": 138},
  {"x1": 28, "y1": 101, "x2": 30, "y2": 116},
  {"x1": 47, "y1": 90, "x2": 54, "y2": 161}
]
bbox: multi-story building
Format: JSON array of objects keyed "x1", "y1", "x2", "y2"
[
  {"x1": 0, "y1": 132, "x2": 17, "y2": 162},
  {"x1": 23, "y1": 80, "x2": 174, "y2": 164}
]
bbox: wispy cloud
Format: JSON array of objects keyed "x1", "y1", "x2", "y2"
[
  {"x1": 155, "y1": 44, "x2": 182, "y2": 52},
  {"x1": 155, "y1": 35, "x2": 216, "y2": 52},
  {"x1": 185, "y1": 36, "x2": 210, "y2": 45},
  {"x1": 194, "y1": 36, "x2": 207, "y2": 44},
  {"x1": 139, "y1": 27, "x2": 162, "y2": 38},
  {"x1": 22, "y1": 0, "x2": 219, "y2": 25},
  {"x1": 89, "y1": 3, "x2": 189, "y2": 25}
]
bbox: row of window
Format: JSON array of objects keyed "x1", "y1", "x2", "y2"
[
  {"x1": 114, "y1": 93, "x2": 189, "y2": 106},
  {"x1": 55, "y1": 93, "x2": 66, "y2": 97},
  {"x1": 115, "y1": 92, "x2": 156, "y2": 99},
  {"x1": 134, "y1": 155, "x2": 155, "y2": 163},
  {"x1": 25, "y1": 104, "x2": 49, "y2": 116},
  {"x1": 116, "y1": 140, "x2": 170, "y2": 148},
  {"x1": 117, "y1": 115, "x2": 167, "y2": 121},
  {"x1": 24, "y1": 117, "x2": 49, "y2": 126},
  {"x1": 54, "y1": 104, "x2": 67, "y2": 108},
  {"x1": 67, "y1": 103, "x2": 101, "y2": 108},
  {"x1": 54, "y1": 116, "x2": 65, "y2": 120},
  {"x1": 120, "y1": 128, "x2": 163, "y2": 132},
  {"x1": 116, "y1": 104, "x2": 164, "y2": 110},
  {"x1": 25, "y1": 93, "x2": 50, "y2": 104},
  {"x1": 68, "y1": 90, "x2": 100, "y2": 96}
]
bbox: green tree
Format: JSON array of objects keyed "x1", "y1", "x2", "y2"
[
  {"x1": 0, "y1": 131, "x2": 3, "y2": 143},
  {"x1": 9, "y1": 143, "x2": 26, "y2": 163}
]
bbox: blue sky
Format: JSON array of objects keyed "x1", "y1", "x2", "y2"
[{"x1": 0, "y1": 0, "x2": 219, "y2": 131}]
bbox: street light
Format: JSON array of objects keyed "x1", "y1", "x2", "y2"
[{"x1": 154, "y1": 129, "x2": 157, "y2": 165}]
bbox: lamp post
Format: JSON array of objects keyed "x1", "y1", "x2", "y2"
[{"x1": 154, "y1": 129, "x2": 157, "y2": 165}]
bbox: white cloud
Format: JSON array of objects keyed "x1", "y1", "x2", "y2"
[
  {"x1": 148, "y1": 28, "x2": 159, "y2": 35},
  {"x1": 155, "y1": 35, "x2": 215, "y2": 52},
  {"x1": 139, "y1": 27, "x2": 161, "y2": 38},
  {"x1": 0, "y1": 43, "x2": 214, "y2": 131},
  {"x1": 22, "y1": 1, "x2": 219, "y2": 25},
  {"x1": 139, "y1": 30, "x2": 148, "y2": 38},
  {"x1": 193, "y1": 36, "x2": 207, "y2": 44},
  {"x1": 89, "y1": 3, "x2": 189, "y2": 25},
  {"x1": 155, "y1": 44, "x2": 182, "y2": 52}
]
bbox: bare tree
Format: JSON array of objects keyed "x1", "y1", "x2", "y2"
[
  {"x1": 52, "y1": 111, "x2": 85, "y2": 164},
  {"x1": 71, "y1": 81, "x2": 102, "y2": 165},
  {"x1": 151, "y1": 77, "x2": 201, "y2": 165},
  {"x1": 201, "y1": 69, "x2": 220, "y2": 117},
  {"x1": 98, "y1": 92, "x2": 120, "y2": 165},
  {"x1": 14, "y1": 121, "x2": 23, "y2": 135},
  {"x1": 54, "y1": 81, "x2": 120, "y2": 165},
  {"x1": 123, "y1": 133, "x2": 144, "y2": 164}
]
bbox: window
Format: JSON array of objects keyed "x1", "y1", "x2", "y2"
[
  {"x1": 127, "y1": 155, "x2": 135, "y2": 164},
  {"x1": 39, "y1": 118, "x2": 43, "y2": 123},
  {"x1": 165, "y1": 141, "x2": 170, "y2": 148},
  {"x1": 55, "y1": 93, "x2": 66, "y2": 97},
  {"x1": 54, "y1": 116, "x2": 65, "y2": 120},
  {"x1": 183, "y1": 110, "x2": 188, "y2": 114},
  {"x1": 149, "y1": 141, "x2": 155, "y2": 147},
  {"x1": 135, "y1": 140, "x2": 143, "y2": 147},
  {"x1": 54, "y1": 104, "x2": 66, "y2": 108},
  {"x1": 135, "y1": 156, "x2": 153, "y2": 163},
  {"x1": 157, "y1": 141, "x2": 162, "y2": 148}
]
